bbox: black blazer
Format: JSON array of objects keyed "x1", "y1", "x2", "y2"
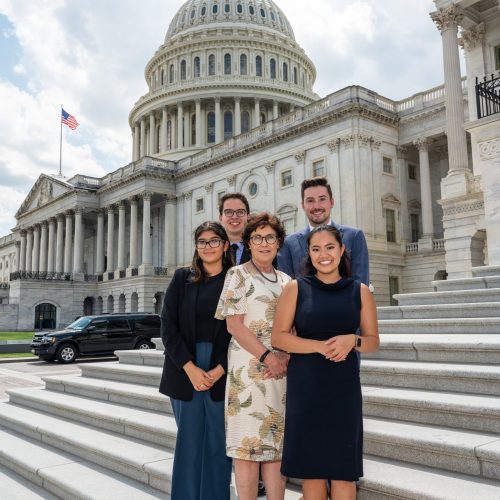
[{"x1": 159, "y1": 267, "x2": 231, "y2": 401}]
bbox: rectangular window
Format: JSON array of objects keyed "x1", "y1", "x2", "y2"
[
  {"x1": 385, "y1": 208, "x2": 396, "y2": 242},
  {"x1": 280, "y1": 169, "x2": 293, "y2": 187},
  {"x1": 196, "y1": 198, "x2": 204, "y2": 213},
  {"x1": 410, "y1": 214, "x2": 420, "y2": 242},
  {"x1": 312, "y1": 159, "x2": 325, "y2": 177},
  {"x1": 217, "y1": 191, "x2": 226, "y2": 203},
  {"x1": 408, "y1": 163, "x2": 417, "y2": 180},
  {"x1": 389, "y1": 276, "x2": 399, "y2": 306},
  {"x1": 383, "y1": 156, "x2": 393, "y2": 174}
]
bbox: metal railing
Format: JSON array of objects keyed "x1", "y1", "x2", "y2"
[
  {"x1": 476, "y1": 73, "x2": 500, "y2": 119},
  {"x1": 10, "y1": 271, "x2": 72, "y2": 281}
]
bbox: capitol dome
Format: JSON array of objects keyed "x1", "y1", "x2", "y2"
[
  {"x1": 165, "y1": 0, "x2": 295, "y2": 42},
  {"x1": 129, "y1": 0, "x2": 317, "y2": 161}
]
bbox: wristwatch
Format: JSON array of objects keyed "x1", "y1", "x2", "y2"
[{"x1": 354, "y1": 335, "x2": 362, "y2": 349}]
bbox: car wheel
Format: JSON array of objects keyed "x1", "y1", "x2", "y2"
[
  {"x1": 56, "y1": 343, "x2": 78, "y2": 363},
  {"x1": 135, "y1": 340, "x2": 153, "y2": 350}
]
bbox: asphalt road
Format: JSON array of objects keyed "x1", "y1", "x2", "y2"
[{"x1": 0, "y1": 357, "x2": 116, "y2": 401}]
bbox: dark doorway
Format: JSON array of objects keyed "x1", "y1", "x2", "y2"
[{"x1": 35, "y1": 303, "x2": 57, "y2": 330}]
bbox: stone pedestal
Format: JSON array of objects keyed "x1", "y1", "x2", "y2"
[{"x1": 417, "y1": 237, "x2": 434, "y2": 252}]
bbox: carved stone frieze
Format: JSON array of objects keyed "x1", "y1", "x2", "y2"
[
  {"x1": 430, "y1": 5, "x2": 464, "y2": 32},
  {"x1": 294, "y1": 151, "x2": 306, "y2": 163},
  {"x1": 327, "y1": 138, "x2": 340, "y2": 152},
  {"x1": 227, "y1": 175, "x2": 236, "y2": 186},
  {"x1": 341, "y1": 135, "x2": 355, "y2": 149},
  {"x1": 442, "y1": 200, "x2": 484, "y2": 217}
]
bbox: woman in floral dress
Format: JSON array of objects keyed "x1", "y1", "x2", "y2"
[{"x1": 216, "y1": 212, "x2": 290, "y2": 500}]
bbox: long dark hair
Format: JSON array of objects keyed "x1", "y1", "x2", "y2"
[
  {"x1": 191, "y1": 221, "x2": 232, "y2": 283},
  {"x1": 304, "y1": 225, "x2": 351, "y2": 277}
]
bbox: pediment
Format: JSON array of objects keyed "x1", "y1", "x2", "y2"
[
  {"x1": 16, "y1": 175, "x2": 72, "y2": 217},
  {"x1": 381, "y1": 193, "x2": 401, "y2": 205}
]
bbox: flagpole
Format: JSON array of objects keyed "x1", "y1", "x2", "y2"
[{"x1": 59, "y1": 104, "x2": 63, "y2": 176}]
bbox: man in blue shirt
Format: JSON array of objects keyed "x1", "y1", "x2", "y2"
[{"x1": 278, "y1": 177, "x2": 369, "y2": 284}]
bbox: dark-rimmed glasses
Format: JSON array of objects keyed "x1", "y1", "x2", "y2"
[
  {"x1": 223, "y1": 209, "x2": 247, "y2": 218},
  {"x1": 195, "y1": 239, "x2": 223, "y2": 249},
  {"x1": 249, "y1": 234, "x2": 277, "y2": 245}
]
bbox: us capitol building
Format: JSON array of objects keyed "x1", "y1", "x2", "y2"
[{"x1": 1, "y1": 0, "x2": 499, "y2": 330}]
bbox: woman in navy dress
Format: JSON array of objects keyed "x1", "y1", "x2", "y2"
[{"x1": 272, "y1": 225, "x2": 379, "y2": 500}]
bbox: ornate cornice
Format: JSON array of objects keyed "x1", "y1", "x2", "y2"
[
  {"x1": 341, "y1": 135, "x2": 355, "y2": 149},
  {"x1": 414, "y1": 137, "x2": 431, "y2": 152},
  {"x1": 459, "y1": 23, "x2": 486, "y2": 51},
  {"x1": 430, "y1": 5, "x2": 464, "y2": 32}
]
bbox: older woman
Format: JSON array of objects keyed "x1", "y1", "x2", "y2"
[{"x1": 216, "y1": 212, "x2": 290, "y2": 500}]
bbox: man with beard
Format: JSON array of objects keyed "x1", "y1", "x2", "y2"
[{"x1": 278, "y1": 177, "x2": 369, "y2": 284}]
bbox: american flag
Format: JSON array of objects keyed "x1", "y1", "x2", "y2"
[{"x1": 61, "y1": 108, "x2": 79, "y2": 130}]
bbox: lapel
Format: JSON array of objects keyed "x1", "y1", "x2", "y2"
[
  {"x1": 240, "y1": 246, "x2": 251, "y2": 264},
  {"x1": 184, "y1": 277, "x2": 198, "y2": 343},
  {"x1": 297, "y1": 227, "x2": 309, "y2": 260}
]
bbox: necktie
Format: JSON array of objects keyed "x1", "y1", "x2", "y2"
[{"x1": 231, "y1": 243, "x2": 239, "y2": 264}]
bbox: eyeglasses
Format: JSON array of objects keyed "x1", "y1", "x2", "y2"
[
  {"x1": 223, "y1": 209, "x2": 247, "y2": 218},
  {"x1": 249, "y1": 234, "x2": 277, "y2": 245},
  {"x1": 195, "y1": 239, "x2": 223, "y2": 249}
]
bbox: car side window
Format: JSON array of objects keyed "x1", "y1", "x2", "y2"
[
  {"x1": 89, "y1": 320, "x2": 108, "y2": 333},
  {"x1": 134, "y1": 317, "x2": 160, "y2": 331},
  {"x1": 107, "y1": 319, "x2": 130, "y2": 331}
]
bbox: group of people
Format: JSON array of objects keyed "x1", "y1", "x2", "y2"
[{"x1": 159, "y1": 177, "x2": 380, "y2": 500}]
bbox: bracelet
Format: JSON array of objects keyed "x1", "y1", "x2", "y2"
[{"x1": 259, "y1": 349, "x2": 271, "y2": 363}]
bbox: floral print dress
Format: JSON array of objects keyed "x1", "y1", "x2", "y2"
[{"x1": 215, "y1": 262, "x2": 291, "y2": 461}]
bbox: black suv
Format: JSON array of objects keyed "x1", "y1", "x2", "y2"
[{"x1": 31, "y1": 313, "x2": 161, "y2": 363}]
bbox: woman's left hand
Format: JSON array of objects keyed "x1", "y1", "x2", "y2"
[
  {"x1": 262, "y1": 351, "x2": 289, "y2": 379},
  {"x1": 206, "y1": 364, "x2": 225, "y2": 384},
  {"x1": 324, "y1": 334, "x2": 355, "y2": 362}
]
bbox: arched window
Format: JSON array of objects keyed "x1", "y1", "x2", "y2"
[
  {"x1": 212, "y1": 3, "x2": 218, "y2": 14},
  {"x1": 34, "y1": 303, "x2": 57, "y2": 329},
  {"x1": 270, "y1": 58, "x2": 276, "y2": 79},
  {"x1": 107, "y1": 295, "x2": 114, "y2": 313},
  {"x1": 260, "y1": 8, "x2": 266, "y2": 17},
  {"x1": 169, "y1": 64, "x2": 174, "y2": 83},
  {"x1": 208, "y1": 54, "x2": 215, "y2": 76},
  {"x1": 194, "y1": 56, "x2": 200, "y2": 77},
  {"x1": 224, "y1": 53, "x2": 232, "y2": 75},
  {"x1": 118, "y1": 294, "x2": 126, "y2": 313},
  {"x1": 224, "y1": 111, "x2": 233, "y2": 140},
  {"x1": 207, "y1": 112, "x2": 215, "y2": 143},
  {"x1": 283, "y1": 62, "x2": 288, "y2": 82},
  {"x1": 201, "y1": 5, "x2": 207, "y2": 16},
  {"x1": 240, "y1": 54, "x2": 247, "y2": 75},
  {"x1": 224, "y1": 3, "x2": 230, "y2": 13},
  {"x1": 293, "y1": 66, "x2": 298, "y2": 84},
  {"x1": 130, "y1": 293, "x2": 138, "y2": 313},
  {"x1": 241, "y1": 111, "x2": 250, "y2": 133},
  {"x1": 180, "y1": 60, "x2": 187, "y2": 80},
  {"x1": 260, "y1": 112, "x2": 266, "y2": 124},
  {"x1": 191, "y1": 9, "x2": 196, "y2": 19},
  {"x1": 237, "y1": 4, "x2": 243, "y2": 14},
  {"x1": 191, "y1": 114, "x2": 196, "y2": 145},
  {"x1": 249, "y1": 5, "x2": 255, "y2": 15},
  {"x1": 256, "y1": 55, "x2": 262, "y2": 77},
  {"x1": 160, "y1": 69, "x2": 164, "y2": 85}
]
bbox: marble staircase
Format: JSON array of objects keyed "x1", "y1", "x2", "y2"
[{"x1": 0, "y1": 268, "x2": 499, "y2": 498}]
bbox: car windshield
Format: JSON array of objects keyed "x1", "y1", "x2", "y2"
[{"x1": 66, "y1": 317, "x2": 92, "y2": 330}]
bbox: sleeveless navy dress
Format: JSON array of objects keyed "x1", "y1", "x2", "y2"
[{"x1": 281, "y1": 276, "x2": 363, "y2": 481}]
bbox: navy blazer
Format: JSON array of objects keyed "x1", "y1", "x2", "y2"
[
  {"x1": 277, "y1": 222, "x2": 369, "y2": 285},
  {"x1": 159, "y1": 267, "x2": 231, "y2": 401}
]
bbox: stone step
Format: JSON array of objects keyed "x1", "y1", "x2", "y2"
[
  {"x1": 364, "y1": 417, "x2": 500, "y2": 480},
  {"x1": 0, "y1": 402, "x2": 173, "y2": 494},
  {"x1": 394, "y1": 288, "x2": 500, "y2": 306},
  {"x1": 363, "y1": 386, "x2": 500, "y2": 433},
  {"x1": 43, "y1": 373, "x2": 172, "y2": 413},
  {"x1": 378, "y1": 317, "x2": 500, "y2": 335},
  {"x1": 116, "y1": 349, "x2": 164, "y2": 367},
  {"x1": 363, "y1": 334, "x2": 500, "y2": 363},
  {"x1": 378, "y1": 302, "x2": 500, "y2": 320},
  {"x1": 81, "y1": 360, "x2": 162, "y2": 386},
  {"x1": 433, "y1": 276, "x2": 500, "y2": 291},
  {"x1": 0, "y1": 427, "x2": 166, "y2": 499},
  {"x1": 359, "y1": 456, "x2": 500, "y2": 499},
  {"x1": 360, "y1": 360, "x2": 500, "y2": 396},
  {"x1": 6, "y1": 386, "x2": 177, "y2": 449},
  {"x1": 0, "y1": 461, "x2": 58, "y2": 500}
]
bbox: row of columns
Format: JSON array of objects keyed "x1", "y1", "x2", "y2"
[
  {"x1": 132, "y1": 97, "x2": 287, "y2": 161},
  {"x1": 0, "y1": 254, "x2": 15, "y2": 281}
]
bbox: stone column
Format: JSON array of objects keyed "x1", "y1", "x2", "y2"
[
  {"x1": 164, "y1": 195, "x2": 177, "y2": 271},
  {"x1": 397, "y1": 147, "x2": 409, "y2": 246},
  {"x1": 253, "y1": 99, "x2": 260, "y2": 128},
  {"x1": 96, "y1": 210, "x2": 105, "y2": 274},
  {"x1": 414, "y1": 138, "x2": 434, "y2": 239},
  {"x1": 19, "y1": 231, "x2": 27, "y2": 272},
  {"x1": 149, "y1": 112, "x2": 156, "y2": 155},
  {"x1": 129, "y1": 197, "x2": 138, "y2": 270},
  {"x1": 171, "y1": 112, "x2": 177, "y2": 150},
  {"x1": 15, "y1": 241, "x2": 21, "y2": 273},
  {"x1": 73, "y1": 207, "x2": 84, "y2": 275},
  {"x1": 140, "y1": 192, "x2": 153, "y2": 274},
  {"x1": 234, "y1": 97, "x2": 241, "y2": 136},
  {"x1": 273, "y1": 100, "x2": 279, "y2": 120},
  {"x1": 184, "y1": 106, "x2": 190, "y2": 147},
  {"x1": 47, "y1": 218, "x2": 56, "y2": 273},
  {"x1": 215, "y1": 97, "x2": 222, "y2": 144},
  {"x1": 32, "y1": 225, "x2": 40, "y2": 273},
  {"x1": 63, "y1": 212, "x2": 73, "y2": 273},
  {"x1": 195, "y1": 99, "x2": 202, "y2": 147},
  {"x1": 161, "y1": 107, "x2": 168, "y2": 152},
  {"x1": 117, "y1": 201, "x2": 126, "y2": 270},
  {"x1": 140, "y1": 118, "x2": 146, "y2": 157},
  {"x1": 25, "y1": 228, "x2": 33, "y2": 272},
  {"x1": 133, "y1": 123, "x2": 140, "y2": 161},
  {"x1": 431, "y1": 5, "x2": 469, "y2": 176},
  {"x1": 39, "y1": 222, "x2": 48, "y2": 273},
  {"x1": 55, "y1": 215, "x2": 64, "y2": 273},
  {"x1": 177, "y1": 102, "x2": 184, "y2": 149},
  {"x1": 106, "y1": 206, "x2": 115, "y2": 273}
]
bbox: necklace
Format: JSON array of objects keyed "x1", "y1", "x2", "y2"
[{"x1": 251, "y1": 259, "x2": 278, "y2": 283}]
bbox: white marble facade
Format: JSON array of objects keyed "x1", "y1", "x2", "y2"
[{"x1": 1, "y1": 0, "x2": 499, "y2": 330}]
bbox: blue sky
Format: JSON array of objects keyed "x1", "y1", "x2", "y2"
[{"x1": 0, "y1": 0, "x2": 449, "y2": 237}]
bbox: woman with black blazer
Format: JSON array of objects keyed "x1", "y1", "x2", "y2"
[{"x1": 159, "y1": 221, "x2": 233, "y2": 500}]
